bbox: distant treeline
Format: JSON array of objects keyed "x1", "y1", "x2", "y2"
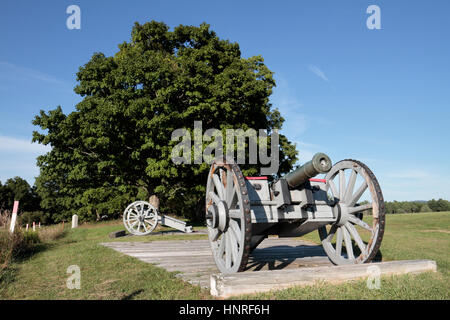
[
  {"x1": 0, "y1": 177, "x2": 47, "y2": 225},
  {"x1": 385, "y1": 199, "x2": 450, "y2": 214}
]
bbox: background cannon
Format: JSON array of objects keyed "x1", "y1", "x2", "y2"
[
  {"x1": 205, "y1": 153, "x2": 385, "y2": 273},
  {"x1": 123, "y1": 201, "x2": 193, "y2": 236}
]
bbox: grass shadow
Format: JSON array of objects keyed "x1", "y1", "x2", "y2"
[
  {"x1": 121, "y1": 289, "x2": 144, "y2": 300},
  {"x1": 12, "y1": 242, "x2": 54, "y2": 264},
  {"x1": 0, "y1": 242, "x2": 56, "y2": 288},
  {"x1": 245, "y1": 244, "x2": 328, "y2": 271},
  {"x1": 340, "y1": 240, "x2": 383, "y2": 263}
]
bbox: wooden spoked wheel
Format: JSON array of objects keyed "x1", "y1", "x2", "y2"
[
  {"x1": 205, "y1": 157, "x2": 252, "y2": 273},
  {"x1": 319, "y1": 159, "x2": 385, "y2": 265},
  {"x1": 123, "y1": 201, "x2": 159, "y2": 236}
]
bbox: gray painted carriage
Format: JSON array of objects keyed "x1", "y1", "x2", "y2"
[
  {"x1": 123, "y1": 201, "x2": 192, "y2": 236},
  {"x1": 205, "y1": 153, "x2": 385, "y2": 273}
]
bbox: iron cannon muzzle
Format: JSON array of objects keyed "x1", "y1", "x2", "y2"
[{"x1": 284, "y1": 152, "x2": 332, "y2": 188}]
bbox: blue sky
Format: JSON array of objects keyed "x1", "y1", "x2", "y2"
[{"x1": 0, "y1": 0, "x2": 449, "y2": 201}]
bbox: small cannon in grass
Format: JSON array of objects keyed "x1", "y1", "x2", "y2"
[
  {"x1": 123, "y1": 201, "x2": 193, "y2": 236},
  {"x1": 205, "y1": 153, "x2": 386, "y2": 273}
]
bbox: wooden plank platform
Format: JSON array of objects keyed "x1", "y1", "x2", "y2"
[
  {"x1": 102, "y1": 238, "x2": 331, "y2": 288},
  {"x1": 101, "y1": 238, "x2": 437, "y2": 297}
]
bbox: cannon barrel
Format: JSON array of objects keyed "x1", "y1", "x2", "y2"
[{"x1": 284, "y1": 153, "x2": 332, "y2": 188}]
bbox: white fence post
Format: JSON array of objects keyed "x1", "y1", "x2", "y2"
[
  {"x1": 9, "y1": 201, "x2": 19, "y2": 234},
  {"x1": 72, "y1": 214, "x2": 78, "y2": 229}
]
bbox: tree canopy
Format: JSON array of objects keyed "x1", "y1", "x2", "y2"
[
  {"x1": 32, "y1": 21, "x2": 297, "y2": 222},
  {"x1": 0, "y1": 177, "x2": 40, "y2": 212}
]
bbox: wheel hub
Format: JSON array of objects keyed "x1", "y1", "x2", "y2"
[
  {"x1": 335, "y1": 203, "x2": 350, "y2": 227},
  {"x1": 210, "y1": 200, "x2": 229, "y2": 232}
]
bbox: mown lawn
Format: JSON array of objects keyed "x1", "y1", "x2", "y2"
[
  {"x1": 0, "y1": 221, "x2": 210, "y2": 300},
  {"x1": 0, "y1": 212, "x2": 448, "y2": 300},
  {"x1": 239, "y1": 212, "x2": 450, "y2": 299}
]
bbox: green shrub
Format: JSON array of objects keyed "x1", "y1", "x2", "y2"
[
  {"x1": 19, "y1": 211, "x2": 50, "y2": 226},
  {"x1": 420, "y1": 204, "x2": 432, "y2": 213},
  {"x1": 11, "y1": 230, "x2": 40, "y2": 257},
  {"x1": 22, "y1": 231, "x2": 40, "y2": 245}
]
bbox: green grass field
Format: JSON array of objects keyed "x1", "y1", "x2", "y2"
[{"x1": 0, "y1": 212, "x2": 448, "y2": 300}]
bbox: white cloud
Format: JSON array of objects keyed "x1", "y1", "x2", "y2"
[
  {"x1": 271, "y1": 77, "x2": 304, "y2": 110},
  {"x1": 294, "y1": 141, "x2": 325, "y2": 164},
  {"x1": 0, "y1": 136, "x2": 50, "y2": 185},
  {"x1": 378, "y1": 168, "x2": 450, "y2": 201},
  {"x1": 386, "y1": 170, "x2": 432, "y2": 180},
  {"x1": 0, "y1": 135, "x2": 51, "y2": 154},
  {"x1": 270, "y1": 76, "x2": 308, "y2": 138},
  {"x1": 0, "y1": 61, "x2": 66, "y2": 85},
  {"x1": 270, "y1": 76, "x2": 334, "y2": 166},
  {"x1": 308, "y1": 64, "x2": 329, "y2": 82}
]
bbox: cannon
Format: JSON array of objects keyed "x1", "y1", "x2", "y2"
[
  {"x1": 123, "y1": 201, "x2": 193, "y2": 236},
  {"x1": 205, "y1": 153, "x2": 385, "y2": 273}
]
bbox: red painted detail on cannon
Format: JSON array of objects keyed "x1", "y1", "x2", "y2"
[
  {"x1": 309, "y1": 178, "x2": 327, "y2": 183},
  {"x1": 245, "y1": 177, "x2": 268, "y2": 180}
]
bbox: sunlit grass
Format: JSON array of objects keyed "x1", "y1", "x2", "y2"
[{"x1": 0, "y1": 212, "x2": 448, "y2": 299}]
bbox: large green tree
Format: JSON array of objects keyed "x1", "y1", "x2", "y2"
[{"x1": 32, "y1": 21, "x2": 297, "y2": 222}]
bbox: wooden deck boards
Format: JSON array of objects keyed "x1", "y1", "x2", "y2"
[
  {"x1": 102, "y1": 238, "x2": 331, "y2": 288},
  {"x1": 101, "y1": 238, "x2": 436, "y2": 297}
]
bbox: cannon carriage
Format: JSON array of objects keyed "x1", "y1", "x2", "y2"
[
  {"x1": 123, "y1": 200, "x2": 193, "y2": 236},
  {"x1": 205, "y1": 153, "x2": 385, "y2": 273}
]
